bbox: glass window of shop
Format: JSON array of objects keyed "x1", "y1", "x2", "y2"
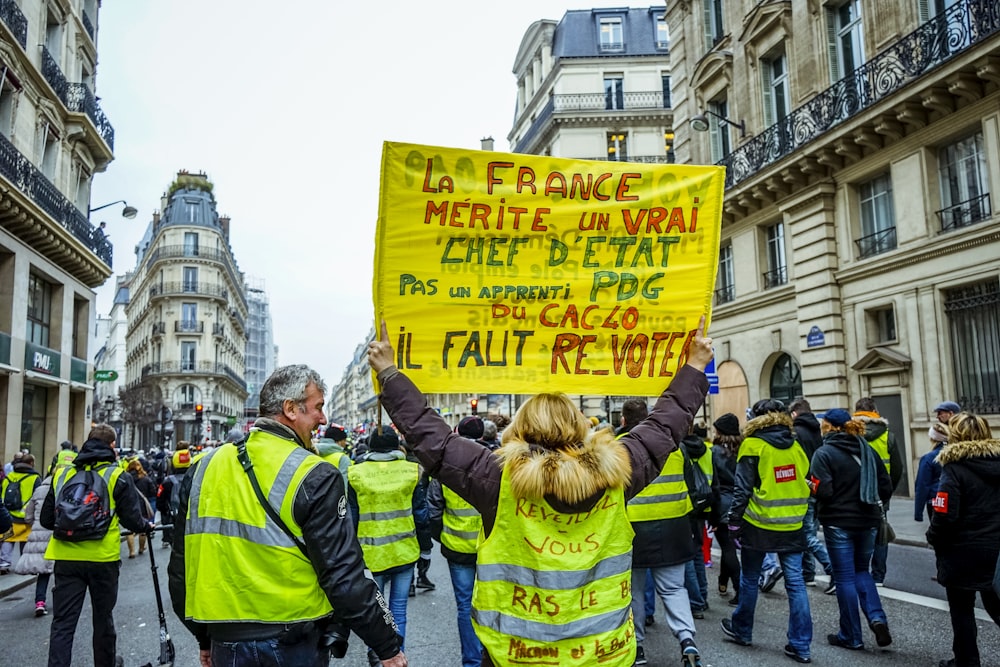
[
  {"x1": 20, "y1": 383, "x2": 48, "y2": 456},
  {"x1": 27, "y1": 273, "x2": 52, "y2": 347}
]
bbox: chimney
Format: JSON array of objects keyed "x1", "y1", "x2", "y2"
[
  {"x1": 220, "y1": 215, "x2": 230, "y2": 239},
  {"x1": 152, "y1": 211, "x2": 160, "y2": 224},
  {"x1": 480, "y1": 136, "x2": 495, "y2": 151}
]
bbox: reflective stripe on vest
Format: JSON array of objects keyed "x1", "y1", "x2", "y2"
[
  {"x1": 44, "y1": 464, "x2": 122, "y2": 562},
  {"x1": 441, "y1": 484, "x2": 481, "y2": 554},
  {"x1": 739, "y1": 436, "x2": 810, "y2": 532},
  {"x1": 472, "y1": 469, "x2": 636, "y2": 666},
  {"x1": 695, "y1": 449, "x2": 714, "y2": 485},
  {"x1": 185, "y1": 432, "x2": 332, "y2": 623},
  {"x1": 869, "y1": 432, "x2": 891, "y2": 472},
  {"x1": 626, "y1": 450, "x2": 691, "y2": 522},
  {"x1": 347, "y1": 459, "x2": 420, "y2": 572},
  {"x1": 54, "y1": 450, "x2": 77, "y2": 469}
]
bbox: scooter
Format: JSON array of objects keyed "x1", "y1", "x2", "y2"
[{"x1": 124, "y1": 525, "x2": 175, "y2": 666}]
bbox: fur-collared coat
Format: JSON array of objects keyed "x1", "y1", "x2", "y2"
[{"x1": 926, "y1": 438, "x2": 1000, "y2": 590}]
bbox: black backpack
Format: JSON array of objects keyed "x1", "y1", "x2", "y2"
[
  {"x1": 3, "y1": 478, "x2": 23, "y2": 512},
  {"x1": 682, "y1": 448, "x2": 713, "y2": 513},
  {"x1": 53, "y1": 467, "x2": 116, "y2": 542}
]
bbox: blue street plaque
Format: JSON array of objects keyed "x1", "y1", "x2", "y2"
[{"x1": 807, "y1": 325, "x2": 826, "y2": 348}]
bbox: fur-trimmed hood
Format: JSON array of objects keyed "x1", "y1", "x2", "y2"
[
  {"x1": 935, "y1": 439, "x2": 1000, "y2": 465},
  {"x1": 495, "y1": 435, "x2": 631, "y2": 506},
  {"x1": 743, "y1": 412, "x2": 796, "y2": 449},
  {"x1": 854, "y1": 412, "x2": 890, "y2": 442}
]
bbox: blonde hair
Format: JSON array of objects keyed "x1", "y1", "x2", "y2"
[
  {"x1": 127, "y1": 459, "x2": 147, "y2": 478},
  {"x1": 502, "y1": 393, "x2": 591, "y2": 450},
  {"x1": 947, "y1": 412, "x2": 992, "y2": 442}
]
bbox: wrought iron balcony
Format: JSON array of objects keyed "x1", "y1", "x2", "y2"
[
  {"x1": 715, "y1": 284, "x2": 735, "y2": 305},
  {"x1": 144, "y1": 245, "x2": 246, "y2": 308},
  {"x1": 552, "y1": 90, "x2": 671, "y2": 113},
  {"x1": 937, "y1": 192, "x2": 992, "y2": 232},
  {"x1": 151, "y1": 321, "x2": 166, "y2": 337},
  {"x1": 599, "y1": 40, "x2": 624, "y2": 53},
  {"x1": 66, "y1": 84, "x2": 115, "y2": 150},
  {"x1": 720, "y1": 0, "x2": 1000, "y2": 190},
  {"x1": 141, "y1": 360, "x2": 247, "y2": 391},
  {"x1": 212, "y1": 323, "x2": 225, "y2": 337},
  {"x1": 0, "y1": 131, "x2": 112, "y2": 266},
  {"x1": 0, "y1": 0, "x2": 27, "y2": 49},
  {"x1": 40, "y1": 46, "x2": 69, "y2": 107},
  {"x1": 230, "y1": 308, "x2": 247, "y2": 335},
  {"x1": 149, "y1": 281, "x2": 228, "y2": 301},
  {"x1": 81, "y1": 10, "x2": 95, "y2": 41},
  {"x1": 175, "y1": 320, "x2": 204, "y2": 334},
  {"x1": 763, "y1": 266, "x2": 788, "y2": 289},
  {"x1": 514, "y1": 97, "x2": 554, "y2": 153},
  {"x1": 855, "y1": 227, "x2": 897, "y2": 259},
  {"x1": 581, "y1": 152, "x2": 676, "y2": 164}
]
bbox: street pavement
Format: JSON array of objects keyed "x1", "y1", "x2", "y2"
[{"x1": 2, "y1": 502, "x2": 998, "y2": 666}]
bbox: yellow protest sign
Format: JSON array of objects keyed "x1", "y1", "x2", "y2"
[{"x1": 374, "y1": 142, "x2": 724, "y2": 396}]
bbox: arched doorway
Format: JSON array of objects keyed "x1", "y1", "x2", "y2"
[
  {"x1": 712, "y1": 360, "x2": 749, "y2": 424},
  {"x1": 769, "y1": 353, "x2": 802, "y2": 404}
]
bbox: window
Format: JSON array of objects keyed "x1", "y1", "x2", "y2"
[
  {"x1": 39, "y1": 123, "x2": 58, "y2": 179},
  {"x1": 655, "y1": 14, "x2": 669, "y2": 49},
  {"x1": 703, "y1": 0, "x2": 724, "y2": 50},
  {"x1": 866, "y1": 305, "x2": 897, "y2": 345},
  {"x1": 607, "y1": 132, "x2": 628, "y2": 162},
  {"x1": 708, "y1": 99, "x2": 732, "y2": 162},
  {"x1": 186, "y1": 202, "x2": 199, "y2": 223},
  {"x1": 664, "y1": 130, "x2": 675, "y2": 163},
  {"x1": 604, "y1": 75, "x2": 624, "y2": 110},
  {"x1": 183, "y1": 232, "x2": 199, "y2": 257},
  {"x1": 599, "y1": 17, "x2": 624, "y2": 52},
  {"x1": 828, "y1": 0, "x2": 864, "y2": 82},
  {"x1": 938, "y1": 131, "x2": 991, "y2": 231},
  {"x1": 0, "y1": 75, "x2": 16, "y2": 139},
  {"x1": 27, "y1": 273, "x2": 53, "y2": 347},
  {"x1": 75, "y1": 163, "x2": 92, "y2": 213},
  {"x1": 764, "y1": 222, "x2": 787, "y2": 288},
  {"x1": 20, "y1": 384, "x2": 48, "y2": 457},
  {"x1": 182, "y1": 267, "x2": 198, "y2": 292},
  {"x1": 857, "y1": 174, "x2": 896, "y2": 258},
  {"x1": 661, "y1": 74, "x2": 671, "y2": 108},
  {"x1": 181, "y1": 342, "x2": 196, "y2": 371},
  {"x1": 178, "y1": 384, "x2": 197, "y2": 409},
  {"x1": 945, "y1": 280, "x2": 1000, "y2": 413},
  {"x1": 181, "y1": 302, "x2": 197, "y2": 326},
  {"x1": 715, "y1": 244, "x2": 734, "y2": 304},
  {"x1": 761, "y1": 49, "x2": 789, "y2": 126},
  {"x1": 45, "y1": 10, "x2": 62, "y2": 53},
  {"x1": 769, "y1": 354, "x2": 802, "y2": 404}
]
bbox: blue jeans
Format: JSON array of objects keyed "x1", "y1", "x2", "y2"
[
  {"x1": 802, "y1": 498, "x2": 832, "y2": 580},
  {"x1": 448, "y1": 562, "x2": 482, "y2": 667},
  {"x1": 824, "y1": 525, "x2": 887, "y2": 647},
  {"x1": 684, "y1": 557, "x2": 708, "y2": 610},
  {"x1": 732, "y1": 548, "x2": 812, "y2": 657},
  {"x1": 374, "y1": 566, "x2": 414, "y2": 649},
  {"x1": 211, "y1": 634, "x2": 328, "y2": 667},
  {"x1": 644, "y1": 569, "x2": 656, "y2": 618}
]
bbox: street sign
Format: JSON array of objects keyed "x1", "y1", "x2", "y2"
[
  {"x1": 94, "y1": 370, "x2": 118, "y2": 381},
  {"x1": 226, "y1": 416, "x2": 237, "y2": 426},
  {"x1": 705, "y1": 355, "x2": 719, "y2": 395}
]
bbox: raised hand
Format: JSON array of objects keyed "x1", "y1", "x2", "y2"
[
  {"x1": 367, "y1": 320, "x2": 396, "y2": 374},
  {"x1": 686, "y1": 315, "x2": 714, "y2": 372}
]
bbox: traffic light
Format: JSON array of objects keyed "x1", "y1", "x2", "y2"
[
  {"x1": 470, "y1": 398, "x2": 479, "y2": 415},
  {"x1": 195, "y1": 404, "x2": 204, "y2": 424}
]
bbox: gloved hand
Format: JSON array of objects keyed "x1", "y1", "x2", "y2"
[{"x1": 728, "y1": 522, "x2": 742, "y2": 549}]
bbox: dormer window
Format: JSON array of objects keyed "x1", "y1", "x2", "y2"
[{"x1": 599, "y1": 17, "x2": 624, "y2": 52}]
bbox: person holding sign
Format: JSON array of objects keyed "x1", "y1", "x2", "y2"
[{"x1": 368, "y1": 317, "x2": 713, "y2": 667}]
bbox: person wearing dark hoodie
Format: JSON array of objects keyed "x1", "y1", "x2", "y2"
[
  {"x1": 722, "y1": 399, "x2": 813, "y2": 664},
  {"x1": 808, "y1": 409, "x2": 893, "y2": 651},
  {"x1": 789, "y1": 399, "x2": 834, "y2": 591},
  {"x1": 914, "y1": 422, "x2": 949, "y2": 522},
  {"x1": 927, "y1": 412, "x2": 1000, "y2": 667},
  {"x1": 711, "y1": 413, "x2": 742, "y2": 607},
  {"x1": 682, "y1": 423, "x2": 714, "y2": 619},
  {"x1": 853, "y1": 397, "x2": 904, "y2": 586},
  {"x1": 367, "y1": 318, "x2": 713, "y2": 667},
  {"x1": 40, "y1": 423, "x2": 151, "y2": 667}
]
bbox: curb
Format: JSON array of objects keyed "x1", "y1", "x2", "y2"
[{"x1": 0, "y1": 574, "x2": 36, "y2": 599}]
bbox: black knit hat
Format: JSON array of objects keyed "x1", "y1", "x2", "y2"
[
  {"x1": 324, "y1": 425, "x2": 347, "y2": 442},
  {"x1": 369, "y1": 430, "x2": 400, "y2": 453},
  {"x1": 713, "y1": 413, "x2": 740, "y2": 436},
  {"x1": 457, "y1": 416, "x2": 485, "y2": 439}
]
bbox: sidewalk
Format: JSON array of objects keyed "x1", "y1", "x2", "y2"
[
  {"x1": 0, "y1": 571, "x2": 35, "y2": 599},
  {"x1": 886, "y1": 495, "x2": 931, "y2": 549}
]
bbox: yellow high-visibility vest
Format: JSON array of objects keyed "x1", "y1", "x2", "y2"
[
  {"x1": 868, "y1": 432, "x2": 891, "y2": 472},
  {"x1": 739, "y1": 436, "x2": 810, "y2": 532},
  {"x1": 348, "y1": 459, "x2": 420, "y2": 573},
  {"x1": 626, "y1": 450, "x2": 692, "y2": 522},
  {"x1": 45, "y1": 464, "x2": 122, "y2": 562},
  {"x1": 441, "y1": 485, "x2": 481, "y2": 554}
]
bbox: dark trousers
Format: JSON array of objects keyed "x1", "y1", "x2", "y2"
[
  {"x1": 715, "y1": 525, "x2": 741, "y2": 594},
  {"x1": 48, "y1": 560, "x2": 121, "y2": 667},
  {"x1": 945, "y1": 586, "x2": 1000, "y2": 666}
]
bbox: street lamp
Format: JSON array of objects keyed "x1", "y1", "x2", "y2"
[
  {"x1": 89, "y1": 199, "x2": 138, "y2": 220},
  {"x1": 690, "y1": 109, "x2": 746, "y2": 138}
]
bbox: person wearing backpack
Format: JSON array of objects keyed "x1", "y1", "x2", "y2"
[
  {"x1": 682, "y1": 425, "x2": 716, "y2": 620},
  {"x1": 40, "y1": 423, "x2": 152, "y2": 667},
  {"x1": 1, "y1": 453, "x2": 41, "y2": 571},
  {"x1": 157, "y1": 450, "x2": 191, "y2": 549}
]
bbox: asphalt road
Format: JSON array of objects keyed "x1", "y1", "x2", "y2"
[{"x1": 2, "y1": 540, "x2": 998, "y2": 666}]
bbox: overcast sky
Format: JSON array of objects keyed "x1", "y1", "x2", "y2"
[{"x1": 90, "y1": 1, "x2": 620, "y2": 392}]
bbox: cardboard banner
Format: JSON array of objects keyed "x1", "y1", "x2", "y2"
[{"x1": 374, "y1": 142, "x2": 724, "y2": 396}]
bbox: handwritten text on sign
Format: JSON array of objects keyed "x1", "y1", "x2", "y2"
[{"x1": 374, "y1": 142, "x2": 724, "y2": 395}]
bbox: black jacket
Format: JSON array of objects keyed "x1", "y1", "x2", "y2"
[
  {"x1": 727, "y1": 412, "x2": 808, "y2": 553},
  {"x1": 927, "y1": 438, "x2": 1000, "y2": 590},
  {"x1": 630, "y1": 445, "x2": 699, "y2": 569},
  {"x1": 792, "y1": 412, "x2": 823, "y2": 462},
  {"x1": 167, "y1": 420, "x2": 402, "y2": 660},
  {"x1": 808, "y1": 431, "x2": 891, "y2": 530},
  {"x1": 711, "y1": 445, "x2": 737, "y2": 525},
  {"x1": 40, "y1": 438, "x2": 149, "y2": 537}
]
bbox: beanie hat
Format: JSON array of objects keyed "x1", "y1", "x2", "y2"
[
  {"x1": 324, "y1": 425, "x2": 347, "y2": 442},
  {"x1": 823, "y1": 408, "x2": 852, "y2": 428},
  {"x1": 369, "y1": 430, "x2": 400, "y2": 453},
  {"x1": 713, "y1": 413, "x2": 740, "y2": 436},
  {"x1": 929, "y1": 422, "x2": 950, "y2": 443},
  {"x1": 457, "y1": 416, "x2": 485, "y2": 440},
  {"x1": 692, "y1": 422, "x2": 708, "y2": 439}
]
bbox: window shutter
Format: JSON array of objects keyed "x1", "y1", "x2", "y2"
[
  {"x1": 761, "y1": 61, "x2": 775, "y2": 127},
  {"x1": 703, "y1": 0, "x2": 715, "y2": 51},
  {"x1": 917, "y1": 0, "x2": 930, "y2": 22},
  {"x1": 709, "y1": 118, "x2": 723, "y2": 163},
  {"x1": 826, "y1": 7, "x2": 841, "y2": 83}
]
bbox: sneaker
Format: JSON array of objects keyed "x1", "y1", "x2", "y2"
[
  {"x1": 823, "y1": 581, "x2": 837, "y2": 595},
  {"x1": 720, "y1": 618, "x2": 751, "y2": 646},
  {"x1": 691, "y1": 607, "x2": 705, "y2": 619},
  {"x1": 728, "y1": 595, "x2": 740, "y2": 607},
  {"x1": 644, "y1": 615, "x2": 655, "y2": 627},
  {"x1": 804, "y1": 578, "x2": 817, "y2": 587},
  {"x1": 34, "y1": 601, "x2": 47, "y2": 617},
  {"x1": 827, "y1": 633, "x2": 864, "y2": 650},
  {"x1": 783, "y1": 644, "x2": 811, "y2": 663},
  {"x1": 874, "y1": 582, "x2": 885, "y2": 588},
  {"x1": 870, "y1": 620, "x2": 892, "y2": 647},
  {"x1": 760, "y1": 567, "x2": 784, "y2": 593},
  {"x1": 415, "y1": 574, "x2": 436, "y2": 590},
  {"x1": 633, "y1": 644, "x2": 648, "y2": 665},
  {"x1": 718, "y1": 583, "x2": 728, "y2": 596},
  {"x1": 680, "y1": 638, "x2": 701, "y2": 667}
]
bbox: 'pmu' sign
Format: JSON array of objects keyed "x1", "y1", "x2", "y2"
[{"x1": 24, "y1": 342, "x2": 60, "y2": 376}]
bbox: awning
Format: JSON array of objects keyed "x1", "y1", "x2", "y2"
[
  {"x1": 0, "y1": 362, "x2": 20, "y2": 374},
  {"x1": 24, "y1": 370, "x2": 69, "y2": 386},
  {"x1": 70, "y1": 381, "x2": 92, "y2": 391}
]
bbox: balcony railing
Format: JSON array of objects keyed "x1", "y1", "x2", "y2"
[
  {"x1": 763, "y1": 266, "x2": 788, "y2": 289},
  {"x1": 66, "y1": 84, "x2": 115, "y2": 150},
  {"x1": 552, "y1": 90, "x2": 670, "y2": 112},
  {"x1": 720, "y1": 0, "x2": 1000, "y2": 190},
  {"x1": 0, "y1": 0, "x2": 28, "y2": 49},
  {"x1": 937, "y1": 192, "x2": 992, "y2": 232},
  {"x1": 148, "y1": 281, "x2": 229, "y2": 301},
  {"x1": 581, "y1": 152, "x2": 676, "y2": 164},
  {"x1": 212, "y1": 323, "x2": 225, "y2": 337},
  {"x1": 151, "y1": 321, "x2": 166, "y2": 337},
  {"x1": 715, "y1": 284, "x2": 735, "y2": 305},
  {"x1": 144, "y1": 245, "x2": 246, "y2": 307},
  {"x1": 81, "y1": 10, "x2": 94, "y2": 40},
  {"x1": 40, "y1": 46, "x2": 69, "y2": 106},
  {"x1": 175, "y1": 320, "x2": 204, "y2": 333},
  {"x1": 0, "y1": 131, "x2": 112, "y2": 266},
  {"x1": 855, "y1": 227, "x2": 897, "y2": 259},
  {"x1": 230, "y1": 308, "x2": 246, "y2": 334},
  {"x1": 141, "y1": 360, "x2": 247, "y2": 391},
  {"x1": 514, "y1": 97, "x2": 554, "y2": 153}
]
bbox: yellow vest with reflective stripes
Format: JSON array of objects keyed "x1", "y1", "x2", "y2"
[
  {"x1": 3, "y1": 471, "x2": 38, "y2": 521},
  {"x1": 472, "y1": 469, "x2": 636, "y2": 666},
  {"x1": 184, "y1": 432, "x2": 333, "y2": 623},
  {"x1": 739, "y1": 436, "x2": 810, "y2": 532},
  {"x1": 45, "y1": 464, "x2": 123, "y2": 562},
  {"x1": 441, "y1": 484, "x2": 481, "y2": 554},
  {"x1": 626, "y1": 450, "x2": 692, "y2": 522},
  {"x1": 696, "y1": 445, "x2": 714, "y2": 484},
  {"x1": 348, "y1": 459, "x2": 420, "y2": 573},
  {"x1": 54, "y1": 449, "x2": 77, "y2": 470},
  {"x1": 868, "y1": 432, "x2": 891, "y2": 472}
]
